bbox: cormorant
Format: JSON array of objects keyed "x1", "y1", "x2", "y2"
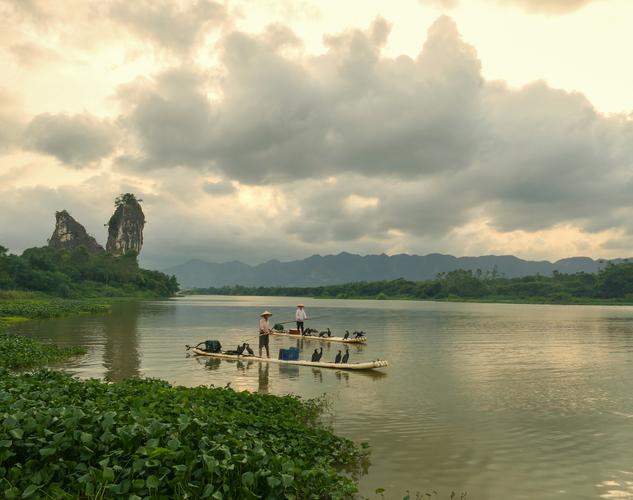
[
  {"x1": 326, "y1": 328, "x2": 332, "y2": 337},
  {"x1": 311, "y1": 349, "x2": 319, "y2": 362},
  {"x1": 343, "y1": 330, "x2": 350, "y2": 340},
  {"x1": 334, "y1": 350, "x2": 342, "y2": 363},
  {"x1": 341, "y1": 349, "x2": 349, "y2": 363},
  {"x1": 316, "y1": 347, "x2": 323, "y2": 361},
  {"x1": 237, "y1": 343, "x2": 246, "y2": 355},
  {"x1": 245, "y1": 344, "x2": 254, "y2": 356}
]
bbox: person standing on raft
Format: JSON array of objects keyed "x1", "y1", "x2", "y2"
[
  {"x1": 296, "y1": 304, "x2": 307, "y2": 335},
  {"x1": 259, "y1": 310, "x2": 273, "y2": 358}
]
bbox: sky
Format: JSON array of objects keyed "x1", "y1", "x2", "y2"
[{"x1": 1, "y1": 0, "x2": 633, "y2": 269}]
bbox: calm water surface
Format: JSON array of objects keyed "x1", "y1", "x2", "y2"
[{"x1": 11, "y1": 296, "x2": 633, "y2": 499}]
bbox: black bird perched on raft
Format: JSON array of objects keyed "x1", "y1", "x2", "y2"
[
  {"x1": 245, "y1": 344, "x2": 254, "y2": 356},
  {"x1": 315, "y1": 347, "x2": 323, "y2": 361},
  {"x1": 341, "y1": 349, "x2": 350, "y2": 363},
  {"x1": 237, "y1": 343, "x2": 246, "y2": 355},
  {"x1": 343, "y1": 330, "x2": 350, "y2": 340},
  {"x1": 311, "y1": 349, "x2": 319, "y2": 362},
  {"x1": 334, "y1": 350, "x2": 342, "y2": 363}
]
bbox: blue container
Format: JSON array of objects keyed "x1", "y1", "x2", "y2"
[
  {"x1": 278, "y1": 348, "x2": 287, "y2": 360},
  {"x1": 286, "y1": 347, "x2": 299, "y2": 361}
]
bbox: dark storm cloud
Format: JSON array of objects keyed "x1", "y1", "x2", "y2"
[
  {"x1": 23, "y1": 113, "x2": 118, "y2": 167},
  {"x1": 109, "y1": 0, "x2": 227, "y2": 54}
]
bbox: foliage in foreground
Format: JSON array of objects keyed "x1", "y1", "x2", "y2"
[
  {"x1": 0, "y1": 299, "x2": 111, "y2": 322},
  {"x1": 0, "y1": 332, "x2": 86, "y2": 370},
  {"x1": 193, "y1": 261, "x2": 633, "y2": 304},
  {"x1": 0, "y1": 244, "x2": 178, "y2": 298},
  {"x1": 0, "y1": 370, "x2": 363, "y2": 499}
]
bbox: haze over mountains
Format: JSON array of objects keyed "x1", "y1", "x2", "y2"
[{"x1": 165, "y1": 253, "x2": 626, "y2": 289}]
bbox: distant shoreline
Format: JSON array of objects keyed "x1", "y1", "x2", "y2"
[
  {"x1": 184, "y1": 264, "x2": 633, "y2": 307},
  {"x1": 183, "y1": 292, "x2": 633, "y2": 307}
]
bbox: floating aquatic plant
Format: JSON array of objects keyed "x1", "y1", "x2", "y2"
[{"x1": 0, "y1": 369, "x2": 365, "y2": 498}]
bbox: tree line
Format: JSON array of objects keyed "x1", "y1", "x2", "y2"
[
  {"x1": 190, "y1": 262, "x2": 633, "y2": 304},
  {"x1": 0, "y1": 244, "x2": 179, "y2": 298}
]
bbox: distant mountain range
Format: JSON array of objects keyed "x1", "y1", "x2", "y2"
[{"x1": 164, "y1": 252, "x2": 627, "y2": 289}]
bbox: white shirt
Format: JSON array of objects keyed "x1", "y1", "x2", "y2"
[
  {"x1": 259, "y1": 317, "x2": 271, "y2": 334},
  {"x1": 295, "y1": 308, "x2": 307, "y2": 321}
]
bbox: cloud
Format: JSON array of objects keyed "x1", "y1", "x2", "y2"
[
  {"x1": 119, "y1": 16, "x2": 484, "y2": 183},
  {"x1": 494, "y1": 0, "x2": 600, "y2": 14},
  {"x1": 419, "y1": 0, "x2": 601, "y2": 14},
  {"x1": 203, "y1": 180, "x2": 235, "y2": 196},
  {"x1": 2, "y1": 9, "x2": 632, "y2": 266},
  {"x1": 9, "y1": 42, "x2": 64, "y2": 66},
  {"x1": 418, "y1": 0, "x2": 459, "y2": 8},
  {"x1": 107, "y1": 14, "x2": 633, "y2": 257},
  {"x1": 23, "y1": 113, "x2": 118, "y2": 167},
  {"x1": 0, "y1": 90, "x2": 26, "y2": 152},
  {"x1": 109, "y1": 0, "x2": 227, "y2": 54}
]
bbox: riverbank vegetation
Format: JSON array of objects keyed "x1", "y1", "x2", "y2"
[
  {"x1": 0, "y1": 332, "x2": 86, "y2": 369},
  {"x1": 191, "y1": 261, "x2": 633, "y2": 305},
  {"x1": 0, "y1": 244, "x2": 178, "y2": 299},
  {"x1": 0, "y1": 297, "x2": 111, "y2": 324},
  {"x1": 0, "y1": 366, "x2": 364, "y2": 498}
]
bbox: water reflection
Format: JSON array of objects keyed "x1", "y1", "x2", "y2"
[
  {"x1": 258, "y1": 362, "x2": 269, "y2": 393},
  {"x1": 204, "y1": 357, "x2": 221, "y2": 371},
  {"x1": 278, "y1": 364, "x2": 300, "y2": 379},
  {"x1": 102, "y1": 302, "x2": 141, "y2": 380}
]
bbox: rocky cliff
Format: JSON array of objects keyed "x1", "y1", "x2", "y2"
[
  {"x1": 48, "y1": 210, "x2": 104, "y2": 253},
  {"x1": 106, "y1": 194, "x2": 145, "y2": 256}
]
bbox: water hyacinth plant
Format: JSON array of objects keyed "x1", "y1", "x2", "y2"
[
  {"x1": 0, "y1": 299, "x2": 110, "y2": 321},
  {"x1": 0, "y1": 369, "x2": 365, "y2": 499},
  {"x1": 0, "y1": 332, "x2": 86, "y2": 370}
]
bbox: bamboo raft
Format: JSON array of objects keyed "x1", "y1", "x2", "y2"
[
  {"x1": 191, "y1": 348, "x2": 387, "y2": 371},
  {"x1": 270, "y1": 331, "x2": 367, "y2": 344}
]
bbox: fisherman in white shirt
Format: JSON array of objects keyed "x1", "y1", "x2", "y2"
[
  {"x1": 295, "y1": 304, "x2": 307, "y2": 335},
  {"x1": 259, "y1": 310, "x2": 273, "y2": 358}
]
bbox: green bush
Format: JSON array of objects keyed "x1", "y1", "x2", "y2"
[{"x1": 0, "y1": 370, "x2": 363, "y2": 499}]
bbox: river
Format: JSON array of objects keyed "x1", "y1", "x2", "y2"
[{"x1": 10, "y1": 295, "x2": 633, "y2": 499}]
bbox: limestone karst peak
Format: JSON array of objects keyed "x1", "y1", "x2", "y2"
[
  {"x1": 48, "y1": 210, "x2": 104, "y2": 253},
  {"x1": 106, "y1": 193, "x2": 145, "y2": 256}
]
